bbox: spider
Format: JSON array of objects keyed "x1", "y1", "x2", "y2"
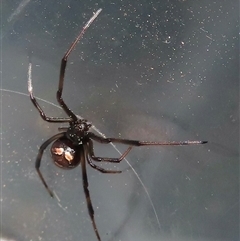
[{"x1": 28, "y1": 8, "x2": 207, "y2": 241}]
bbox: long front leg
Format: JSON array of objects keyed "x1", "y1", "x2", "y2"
[
  {"x1": 56, "y1": 9, "x2": 102, "y2": 120},
  {"x1": 56, "y1": 59, "x2": 77, "y2": 120},
  {"x1": 88, "y1": 132, "x2": 207, "y2": 146},
  {"x1": 28, "y1": 62, "x2": 71, "y2": 123},
  {"x1": 35, "y1": 133, "x2": 65, "y2": 197}
]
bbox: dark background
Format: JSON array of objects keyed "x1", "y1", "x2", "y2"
[{"x1": 1, "y1": 0, "x2": 238, "y2": 241}]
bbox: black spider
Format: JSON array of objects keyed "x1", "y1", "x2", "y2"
[{"x1": 28, "y1": 9, "x2": 207, "y2": 241}]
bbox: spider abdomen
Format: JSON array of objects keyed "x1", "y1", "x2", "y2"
[{"x1": 51, "y1": 137, "x2": 81, "y2": 169}]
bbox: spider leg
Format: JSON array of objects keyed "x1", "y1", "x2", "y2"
[
  {"x1": 35, "y1": 132, "x2": 66, "y2": 197},
  {"x1": 88, "y1": 139, "x2": 133, "y2": 163},
  {"x1": 56, "y1": 9, "x2": 102, "y2": 120},
  {"x1": 84, "y1": 145, "x2": 121, "y2": 173},
  {"x1": 27, "y1": 62, "x2": 72, "y2": 123},
  {"x1": 88, "y1": 132, "x2": 207, "y2": 146},
  {"x1": 80, "y1": 146, "x2": 102, "y2": 241}
]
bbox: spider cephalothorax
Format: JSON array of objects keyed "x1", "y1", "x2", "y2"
[{"x1": 66, "y1": 120, "x2": 92, "y2": 145}]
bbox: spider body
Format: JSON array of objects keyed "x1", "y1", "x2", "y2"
[
  {"x1": 28, "y1": 8, "x2": 207, "y2": 241},
  {"x1": 51, "y1": 137, "x2": 81, "y2": 168}
]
